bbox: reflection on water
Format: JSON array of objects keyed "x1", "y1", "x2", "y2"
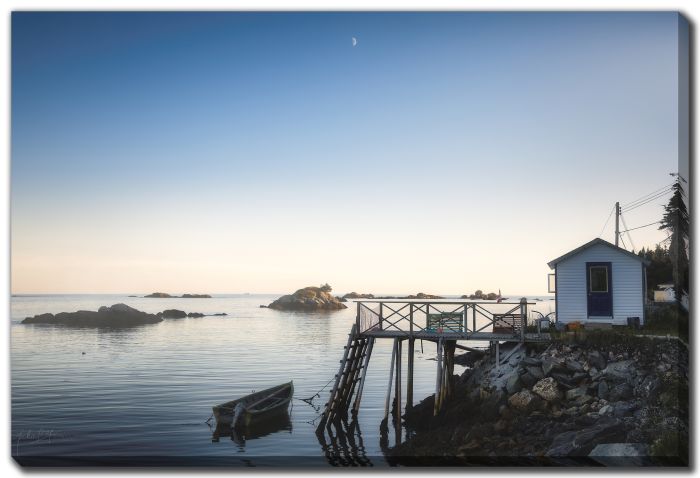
[
  {"x1": 211, "y1": 412, "x2": 293, "y2": 448},
  {"x1": 316, "y1": 419, "x2": 373, "y2": 466},
  {"x1": 12, "y1": 293, "x2": 553, "y2": 465}
]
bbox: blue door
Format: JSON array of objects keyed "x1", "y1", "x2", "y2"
[{"x1": 587, "y1": 262, "x2": 612, "y2": 317}]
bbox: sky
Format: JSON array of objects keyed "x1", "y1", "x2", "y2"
[{"x1": 11, "y1": 12, "x2": 685, "y2": 295}]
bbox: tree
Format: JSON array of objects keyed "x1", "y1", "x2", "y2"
[
  {"x1": 320, "y1": 283, "x2": 332, "y2": 292},
  {"x1": 658, "y1": 178, "x2": 689, "y2": 301}
]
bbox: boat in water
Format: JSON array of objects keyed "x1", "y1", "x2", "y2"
[{"x1": 213, "y1": 381, "x2": 293, "y2": 428}]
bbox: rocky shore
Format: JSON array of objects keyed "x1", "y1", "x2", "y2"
[
  {"x1": 268, "y1": 286, "x2": 347, "y2": 311},
  {"x1": 389, "y1": 333, "x2": 688, "y2": 466}
]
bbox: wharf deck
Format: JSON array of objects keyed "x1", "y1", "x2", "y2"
[{"x1": 361, "y1": 330, "x2": 551, "y2": 342}]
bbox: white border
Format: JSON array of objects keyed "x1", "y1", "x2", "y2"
[{"x1": 1, "y1": 2, "x2": 697, "y2": 477}]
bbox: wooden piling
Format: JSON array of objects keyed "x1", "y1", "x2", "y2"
[
  {"x1": 434, "y1": 338, "x2": 443, "y2": 416},
  {"x1": 406, "y1": 338, "x2": 415, "y2": 412},
  {"x1": 394, "y1": 339, "x2": 402, "y2": 427},
  {"x1": 383, "y1": 338, "x2": 398, "y2": 422}
]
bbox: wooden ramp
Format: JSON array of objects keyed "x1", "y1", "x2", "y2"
[{"x1": 317, "y1": 325, "x2": 375, "y2": 428}]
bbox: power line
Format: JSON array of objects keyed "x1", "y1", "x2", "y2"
[
  {"x1": 619, "y1": 213, "x2": 636, "y2": 251},
  {"x1": 620, "y1": 220, "x2": 663, "y2": 233},
  {"x1": 622, "y1": 188, "x2": 673, "y2": 213},
  {"x1": 621, "y1": 182, "x2": 675, "y2": 209},
  {"x1": 598, "y1": 204, "x2": 615, "y2": 238}
]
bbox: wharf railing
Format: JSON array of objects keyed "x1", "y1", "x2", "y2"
[{"x1": 354, "y1": 298, "x2": 537, "y2": 342}]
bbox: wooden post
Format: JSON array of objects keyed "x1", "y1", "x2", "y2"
[
  {"x1": 383, "y1": 338, "x2": 397, "y2": 422},
  {"x1": 352, "y1": 337, "x2": 374, "y2": 414},
  {"x1": 463, "y1": 304, "x2": 468, "y2": 334},
  {"x1": 406, "y1": 338, "x2": 415, "y2": 411},
  {"x1": 495, "y1": 340, "x2": 500, "y2": 372},
  {"x1": 472, "y1": 305, "x2": 476, "y2": 335},
  {"x1": 434, "y1": 338, "x2": 443, "y2": 416},
  {"x1": 394, "y1": 339, "x2": 402, "y2": 426},
  {"x1": 379, "y1": 303, "x2": 384, "y2": 331},
  {"x1": 356, "y1": 302, "x2": 361, "y2": 333},
  {"x1": 520, "y1": 298, "x2": 527, "y2": 342},
  {"x1": 409, "y1": 303, "x2": 414, "y2": 335},
  {"x1": 445, "y1": 341, "x2": 455, "y2": 401}
]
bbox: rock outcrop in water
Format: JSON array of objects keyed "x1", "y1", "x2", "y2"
[
  {"x1": 342, "y1": 292, "x2": 376, "y2": 300},
  {"x1": 144, "y1": 292, "x2": 212, "y2": 298},
  {"x1": 22, "y1": 303, "x2": 163, "y2": 327},
  {"x1": 268, "y1": 286, "x2": 347, "y2": 311},
  {"x1": 157, "y1": 309, "x2": 228, "y2": 318}
]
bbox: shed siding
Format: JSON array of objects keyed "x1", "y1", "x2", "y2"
[{"x1": 556, "y1": 243, "x2": 644, "y2": 325}]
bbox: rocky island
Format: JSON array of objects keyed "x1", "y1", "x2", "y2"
[
  {"x1": 268, "y1": 285, "x2": 347, "y2": 311},
  {"x1": 157, "y1": 309, "x2": 228, "y2": 318},
  {"x1": 144, "y1": 292, "x2": 212, "y2": 298},
  {"x1": 22, "y1": 303, "x2": 163, "y2": 327}
]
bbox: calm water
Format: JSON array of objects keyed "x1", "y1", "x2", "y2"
[{"x1": 10, "y1": 294, "x2": 554, "y2": 466}]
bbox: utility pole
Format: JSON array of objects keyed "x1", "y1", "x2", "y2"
[{"x1": 614, "y1": 201, "x2": 620, "y2": 247}]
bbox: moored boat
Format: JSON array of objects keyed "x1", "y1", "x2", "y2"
[{"x1": 213, "y1": 381, "x2": 293, "y2": 428}]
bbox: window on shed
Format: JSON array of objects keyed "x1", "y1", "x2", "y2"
[{"x1": 589, "y1": 266, "x2": 608, "y2": 292}]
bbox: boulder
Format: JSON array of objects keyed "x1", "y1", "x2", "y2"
[
  {"x1": 546, "y1": 418, "x2": 625, "y2": 456},
  {"x1": 144, "y1": 292, "x2": 173, "y2": 298},
  {"x1": 598, "y1": 381, "x2": 610, "y2": 400},
  {"x1": 532, "y1": 377, "x2": 561, "y2": 401},
  {"x1": 519, "y1": 371, "x2": 537, "y2": 388},
  {"x1": 161, "y1": 309, "x2": 187, "y2": 319},
  {"x1": 521, "y1": 357, "x2": 542, "y2": 366},
  {"x1": 508, "y1": 389, "x2": 540, "y2": 412},
  {"x1": 268, "y1": 287, "x2": 348, "y2": 311},
  {"x1": 551, "y1": 372, "x2": 578, "y2": 389},
  {"x1": 609, "y1": 383, "x2": 634, "y2": 401},
  {"x1": 566, "y1": 386, "x2": 588, "y2": 401},
  {"x1": 604, "y1": 360, "x2": 636, "y2": 381},
  {"x1": 22, "y1": 304, "x2": 162, "y2": 327},
  {"x1": 542, "y1": 357, "x2": 566, "y2": 376},
  {"x1": 587, "y1": 350, "x2": 607, "y2": 370},
  {"x1": 506, "y1": 372, "x2": 523, "y2": 395},
  {"x1": 565, "y1": 359, "x2": 584, "y2": 373},
  {"x1": 612, "y1": 401, "x2": 636, "y2": 418},
  {"x1": 588, "y1": 443, "x2": 650, "y2": 466},
  {"x1": 526, "y1": 366, "x2": 544, "y2": 380},
  {"x1": 187, "y1": 312, "x2": 205, "y2": 318}
]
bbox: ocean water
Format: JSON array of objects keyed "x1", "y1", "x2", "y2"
[{"x1": 10, "y1": 294, "x2": 554, "y2": 466}]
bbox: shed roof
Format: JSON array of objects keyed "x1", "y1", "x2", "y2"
[{"x1": 547, "y1": 238, "x2": 649, "y2": 269}]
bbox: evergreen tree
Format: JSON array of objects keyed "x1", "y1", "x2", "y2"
[{"x1": 658, "y1": 178, "x2": 689, "y2": 301}]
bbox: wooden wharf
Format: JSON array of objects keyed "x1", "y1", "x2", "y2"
[{"x1": 317, "y1": 298, "x2": 551, "y2": 431}]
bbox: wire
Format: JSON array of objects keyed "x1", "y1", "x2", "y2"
[
  {"x1": 620, "y1": 220, "x2": 663, "y2": 233},
  {"x1": 622, "y1": 188, "x2": 674, "y2": 213},
  {"x1": 598, "y1": 205, "x2": 616, "y2": 238},
  {"x1": 619, "y1": 234, "x2": 628, "y2": 250},
  {"x1": 621, "y1": 183, "x2": 675, "y2": 209},
  {"x1": 619, "y1": 213, "x2": 636, "y2": 251}
]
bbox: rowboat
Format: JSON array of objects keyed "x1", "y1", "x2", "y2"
[{"x1": 213, "y1": 381, "x2": 293, "y2": 428}]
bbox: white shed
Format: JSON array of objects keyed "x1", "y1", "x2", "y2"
[{"x1": 548, "y1": 238, "x2": 648, "y2": 326}]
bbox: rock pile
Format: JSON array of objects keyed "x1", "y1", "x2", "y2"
[{"x1": 394, "y1": 336, "x2": 688, "y2": 465}]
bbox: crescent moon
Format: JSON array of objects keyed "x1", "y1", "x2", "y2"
[{"x1": 352, "y1": 37, "x2": 357, "y2": 47}]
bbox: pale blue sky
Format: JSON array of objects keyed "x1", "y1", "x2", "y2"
[{"x1": 11, "y1": 12, "x2": 684, "y2": 294}]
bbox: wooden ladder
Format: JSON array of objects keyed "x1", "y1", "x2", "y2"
[{"x1": 318, "y1": 324, "x2": 374, "y2": 427}]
